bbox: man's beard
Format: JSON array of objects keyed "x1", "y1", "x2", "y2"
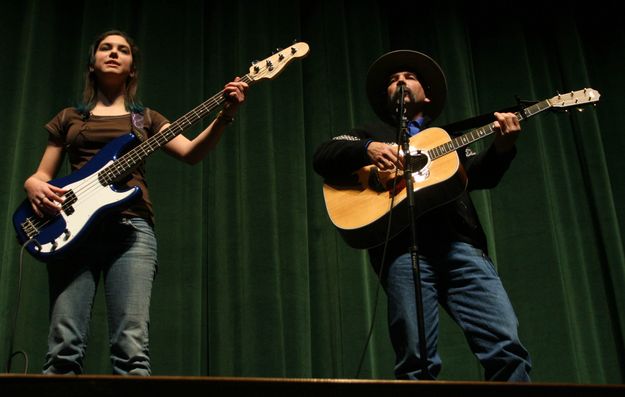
[{"x1": 387, "y1": 86, "x2": 419, "y2": 120}]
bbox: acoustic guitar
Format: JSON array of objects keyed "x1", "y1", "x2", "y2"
[{"x1": 322, "y1": 88, "x2": 600, "y2": 249}]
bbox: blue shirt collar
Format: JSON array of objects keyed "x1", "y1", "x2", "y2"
[{"x1": 406, "y1": 116, "x2": 425, "y2": 136}]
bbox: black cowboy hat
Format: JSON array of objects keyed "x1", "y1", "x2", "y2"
[{"x1": 366, "y1": 50, "x2": 447, "y2": 125}]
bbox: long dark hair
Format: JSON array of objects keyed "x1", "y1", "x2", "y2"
[{"x1": 78, "y1": 30, "x2": 143, "y2": 116}]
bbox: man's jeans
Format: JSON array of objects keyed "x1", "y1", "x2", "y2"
[
  {"x1": 43, "y1": 217, "x2": 157, "y2": 375},
  {"x1": 383, "y1": 241, "x2": 531, "y2": 381}
]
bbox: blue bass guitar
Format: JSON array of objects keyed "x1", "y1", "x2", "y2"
[{"x1": 13, "y1": 42, "x2": 310, "y2": 261}]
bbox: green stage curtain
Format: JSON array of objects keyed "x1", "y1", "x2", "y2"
[{"x1": 1, "y1": 0, "x2": 623, "y2": 383}]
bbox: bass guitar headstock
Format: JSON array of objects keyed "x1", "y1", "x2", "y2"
[{"x1": 248, "y1": 42, "x2": 310, "y2": 82}]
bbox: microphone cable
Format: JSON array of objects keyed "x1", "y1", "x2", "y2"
[
  {"x1": 354, "y1": 144, "x2": 403, "y2": 378},
  {"x1": 355, "y1": 86, "x2": 410, "y2": 378},
  {"x1": 4, "y1": 239, "x2": 37, "y2": 373}
]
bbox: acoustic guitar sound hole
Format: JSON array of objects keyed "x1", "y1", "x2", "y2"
[{"x1": 409, "y1": 152, "x2": 429, "y2": 173}]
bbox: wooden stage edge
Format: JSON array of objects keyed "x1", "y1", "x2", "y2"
[{"x1": 1, "y1": 374, "x2": 624, "y2": 396}]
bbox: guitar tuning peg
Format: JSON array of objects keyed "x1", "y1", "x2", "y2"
[
  {"x1": 577, "y1": 107, "x2": 584, "y2": 112},
  {"x1": 251, "y1": 60, "x2": 260, "y2": 73}
]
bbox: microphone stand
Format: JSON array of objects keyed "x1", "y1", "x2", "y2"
[{"x1": 396, "y1": 85, "x2": 429, "y2": 378}]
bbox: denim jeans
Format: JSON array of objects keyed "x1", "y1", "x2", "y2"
[
  {"x1": 43, "y1": 217, "x2": 157, "y2": 375},
  {"x1": 382, "y1": 241, "x2": 531, "y2": 381}
]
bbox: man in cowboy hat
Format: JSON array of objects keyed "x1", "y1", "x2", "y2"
[{"x1": 313, "y1": 50, "x2": 531, "y2": 381}]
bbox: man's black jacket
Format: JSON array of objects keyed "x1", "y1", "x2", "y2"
[{"x1": 313, "y1": 121, "x2": 516, "y2": 271}]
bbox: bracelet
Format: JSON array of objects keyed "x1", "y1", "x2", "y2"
[{"x1": 216, "y1": 110, "x2": 235, "y2": 124}]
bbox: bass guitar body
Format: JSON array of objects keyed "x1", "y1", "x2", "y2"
[{"x1": 13, "y1": 133, "x2": 141, "y2": 261}]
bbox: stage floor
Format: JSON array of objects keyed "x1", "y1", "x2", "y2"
[{"x1": 1, "y1": 374, "x2": 625, "y2": 396}]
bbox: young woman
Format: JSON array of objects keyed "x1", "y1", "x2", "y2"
[{"x1": 23, "y1": 30, "x2": 247, "y2": 375}]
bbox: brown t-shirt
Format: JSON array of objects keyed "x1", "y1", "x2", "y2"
[{"x1": 45, "y1": 107, "x2": 169, "y2": 224}]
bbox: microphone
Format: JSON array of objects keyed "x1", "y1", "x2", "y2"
[
  {"x1": 394, "y1": 82, "x2": 410, "y2": 158},
  {"x1": 395, "y1": 83, "x2": 406, "y2": 119},
  {"x1": 393, "y1": 81, "x2": 406, "y2": 120}
]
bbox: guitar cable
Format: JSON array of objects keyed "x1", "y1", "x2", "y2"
[
  {"x1": 4, "y1": 239, "x2": 37, "y2": 373},
  {"x1": 354, "y1": 145, "x2": 403, "y2": 378}
]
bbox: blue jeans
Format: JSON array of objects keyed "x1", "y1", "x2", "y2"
[
  {"x1": 43, "y1": 217, "x2": 157, "y2": 375},
  {"x1": 382, "y1": 242, "x2": 531, "y2": 381}
]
